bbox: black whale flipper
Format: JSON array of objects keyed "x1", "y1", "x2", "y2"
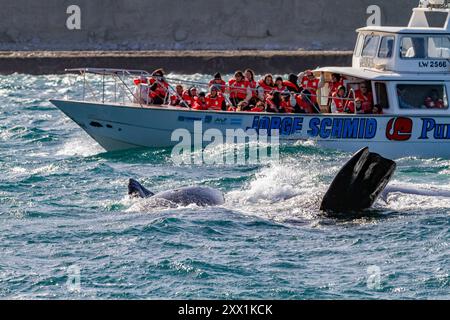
[
  {"x1": 320, "y1": 147, "x2": 396, "y2": 212},
  {"x1": 128, "y1": 179, "x2": 155, "y2": 198}
]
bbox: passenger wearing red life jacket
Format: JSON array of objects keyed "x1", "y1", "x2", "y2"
[
  {"x1": 181, "y1": 87, "x2": 198, "y2": 108},
  {"x1": 206, "y1": 86, "x2": 226, "y2": 111},
  {"x1": 424, "y1": 89, "x2": 445, "y2": 109},
  {"x1": 257, "y1": 74, "x2": 275, "y2": 101},
  {"x1": 280, "y1": 91, "x2": 295, "y2": 113},
  {"x1": 250, "y1": 102, "x2": 266, "y2": 113},
  {"x1": 209, "y1": 72, "x2": 226, "y2": 93},
  {"x1": 274, "y1": 77, "x2": 287, "y2": 94},
  {"x1": 328, "y1": 74, "x2": 345, "y2": 96},
  {"x1": 265, "y1": 91, "x2": 283, "y2": 113},
  {"x1": 347, "y1": 82, "x2": 373, "y2": 113},
  {"x1": 170, "y1": 84, "x2": 184, "y2": 106},
  {"x1": 226, "y1": 101, "x2": 249, "y2": 112},
  {"x1": 192, "y1": 92, "x2": 208, "y2": 110},
  {"x1": 295, "y1": 90, "x2": 318, "y2": 114},
  {"x1": 244, "y1": 69, "x2": 258, "y2": 103},
  {"x1": 298, "y1": 70, "x2": 324, "y2": 103},
  {"x1": 330, "y1": 86, "x2": 347, "y2": 113},
  {"x1": 346, "y1": 98, "x2": 365, "y2": 114},
  {"x1": 148, "y1": 69, "x2": 169, "y2": 105},
  {"x1": 283, "y1": 73, "x2": 301, "y2": 93},
  {"x1": 228, "y1": 70, "x2": 250, "y2": 106}
]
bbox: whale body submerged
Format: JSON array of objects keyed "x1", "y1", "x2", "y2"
[{"x1": 128, "y1": 178, "x2": 225, "y2": 207}]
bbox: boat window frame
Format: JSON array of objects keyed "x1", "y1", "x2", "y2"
[
  {"x1": 395, "y1": 82, "x2": 449, "y2": 110},
  {"x1": 378, "y1": 36, "x2": 395, "y2": 59},
  {"x1": 361, "y1": 34, "x2": 381, "y2": 58},
  {"x1": 374, "y1": 82, "x2": 390, "y2": 109},
  {"x1": 354, "y1": 33, "x2": 365, "y2": 57},
  {"x1": 399, "y1": 34, "x2": 450, "y2": 60},
  {"x1": 428, "y1": 35, "x2": 450, "y2": 59}
]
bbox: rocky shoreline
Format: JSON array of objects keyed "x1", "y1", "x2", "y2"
[{"x1": 0, "y1": 51, "x2": 352, "y2": 75}]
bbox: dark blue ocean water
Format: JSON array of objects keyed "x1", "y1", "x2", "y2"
[{"x1": 0, "y1": 74, "x2": 449, "y2": 299}]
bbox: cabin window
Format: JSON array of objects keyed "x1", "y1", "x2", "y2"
[
  {"x1": 361, "y1": 35, "x2": 380, "y2": 57},
  {"x1": 378, "y1": 36, "x2": 395, "y2": 59},
  {"x1": 401, "y1": 37, "x2": 426, "y2": 59},
  {"x1": 396, "y1": 84, "x2": 448, "y2": 109},
  {"x1": 428, "y1": 36, "x2": 450, "y2": 58},
  {"x1": 400, "y1": 36, "x2": 450, "y2": 59},
  {"x1": 375, "y1": 83, "x2": 389, "y2": 109}
]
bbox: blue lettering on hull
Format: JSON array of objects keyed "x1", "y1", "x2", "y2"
[
  {"x1": 251, "y1": 116, "x2": 303, "y2": 135},
  {"x1": 307, "y1": 117, "x2": 377, "y2": 140},
  {"x1": 419, "y1": 118, "x2": 450, "y2": 140}
]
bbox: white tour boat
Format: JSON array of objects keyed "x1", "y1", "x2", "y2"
[{"x1": 51, "y1": 0, "x2": 450, "y2": 158}]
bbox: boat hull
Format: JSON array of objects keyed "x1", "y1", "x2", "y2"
[{"x1": 50, "y1": 100, "x2": 450, "y2": 158}]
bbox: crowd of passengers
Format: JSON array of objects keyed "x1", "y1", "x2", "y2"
[{"x1": 133, "y1": 68, "x2": 383, "y2": 114}]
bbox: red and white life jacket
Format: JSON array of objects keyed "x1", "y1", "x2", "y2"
[
  {"x1": 181, "y1": 90, "x2": 197, "y2": 107},
  {"x1": 329, "y1": 79, "x2": 345, "y2": 96},
  {"x1": 209, "y1": 79, "x2": 226, "y2": 93},
  {"x1": 192, "y1": 97, "x2": 208, "y2": 110},
  {"x1": 228, "y1": 79, "x2": 250, "y2": 100},
  {"x1": 331, "y1": 92, "x2": 346, "y2": 113},
  {"x1": 295, "y1": 95, "x2": 314, "y2": 114},
  {"x1": 347, "y1": 90, "x2": 373, "y2": 113},
  {"x1": 206, "y1": 93, "x2": 225, "y2": 111},
  {"x1": 148, "y1": 78, "x2": 169, "y2": 100},
  {"x1": 256, "y1": 79, "x2": 274, "y2": 100},
  {"x1": 301, "y1": 76, "x2": 320, "y2": 102}
]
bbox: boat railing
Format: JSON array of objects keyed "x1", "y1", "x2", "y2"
[
  {"x1": 65, "y1": 68, "x2": 152, "y2": 108},
  {"x1": 64, "y1": 68, "x2": 367, "y2": 114}
]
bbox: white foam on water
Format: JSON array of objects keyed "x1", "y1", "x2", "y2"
[
  {"x1": 384, "y1": 192, "x2": 450, "y2": 211},
  {"x1": 125, "y1": 196, "x2": 201, "y2": 213},
  {"x1": 225, "y1": 159, "x2": 325, "y2": 221},
  {"x1": 11, "y1": 167, "x2": 28, "y2": 174},
  {"x1": 383, "y1": 182, "x2": 450, "y2": 211},
  {"x1": 9, "y1": 164, "x2": 60, "y2": 178},
  {"x1": 56, "y1": 136, "x2": 104, "y2": 157}
]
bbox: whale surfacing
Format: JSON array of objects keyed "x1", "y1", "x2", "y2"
[
  {"x1": 128, "y1": 179, "x2": 225, "y2": 207},
  {"x1": 128, "y1": 147, "x2": 397, "y2": 213},
  {"x1": 320, "y1": 147, "x2": 397, "y2": 212}
]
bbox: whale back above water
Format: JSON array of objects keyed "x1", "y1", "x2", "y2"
[
  {"x1": 154, "y1": 187, "x2": 225, "y2": 206},
  {"x1": 128, "y1": 179, "x2": 225, "y2": 207}
]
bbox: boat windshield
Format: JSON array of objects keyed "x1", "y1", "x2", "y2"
[
  {"x1": 361, "y1": 35, "x2": 380, "y2": 57},
  {"x1": 396, "y1": 83, "x2": 448, "y2": 109},
  {"x1": 378, "y1": 36, "x2": 395, "y2": 58},
  {"x1": 400, "y1": 35, "x2": 450, "y2": 59}
]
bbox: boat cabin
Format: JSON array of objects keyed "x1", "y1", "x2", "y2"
[{"x1": 316, "y1": 0, "x2": 450, "y2": 115}]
